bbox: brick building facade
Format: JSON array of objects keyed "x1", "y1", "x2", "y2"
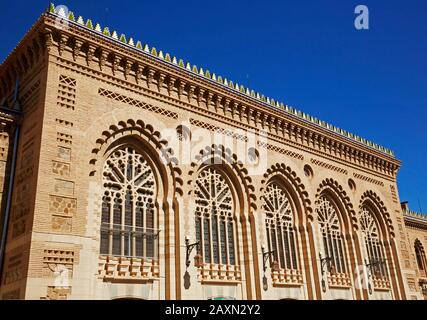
[{"x1": 0, "y1": 4, "x2": 426, "y2": 300}]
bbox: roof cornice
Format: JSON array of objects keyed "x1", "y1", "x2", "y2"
[
  {"x1": 0, "y1": 4, "x2": 401, "y2": 172},
  {"x1": 43, "y1": 3, "x2": 397, "y2": 157},
  {"x1": 404, "y1": 211, "x2": 427, "y2": 229}
]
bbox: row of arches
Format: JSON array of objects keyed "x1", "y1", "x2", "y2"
[{"x1": 90, "y1": 122, "x2": 404, "y2": 299}]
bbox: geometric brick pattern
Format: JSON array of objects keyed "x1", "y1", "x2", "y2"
[
  {"x1": 48, "y1": 195, "x2": 77, "y2": 216},
  {"x1": 390, "y1": 185, "x2": 398, "y2": 203},
  {"x1": 55, "y1": 118, "x2": 74, "y2": 128},
  {"x1": 99, "y1": 88, "x2": 179, "y2": 119},
  {"x1": 190, "y1": 118, "x2": 248, "y2": 142},
  {"x1": 353, "y1": 172, "x2": 384, "y2": 187},
  {"x1": 57, "y1": 132, "x2": 73, "y2": 145},
  {"x1": 57, "y1": 75, "x2": 76, "y2": 110},
  {"x1": 258, "y1": 141, "x2": 304, "y2": 160},
  {"x1": 52, "y1": 161, "x2": 70, "y2": 177},
  {"x1": 310, "y1": 158, "x2": 348, "y2": 175},
  {"x1": 51, "y1": 215, "x2": 72, "y2": 232},
  {"x1": 42, "y1": 249, "x2": 75, "y2": 278}
]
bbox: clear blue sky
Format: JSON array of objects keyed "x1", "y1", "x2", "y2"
[{"x1": 1, "y1": 0, "x2": 426, "y2": 212}]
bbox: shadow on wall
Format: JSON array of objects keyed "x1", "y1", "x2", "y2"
[{"x1": 184, "y1": 271, "x2": 191, "y2": 289}]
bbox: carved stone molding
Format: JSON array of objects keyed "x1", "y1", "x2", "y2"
[{"x1": 23, "y1": 13, "x2": 400, "y2": 180}]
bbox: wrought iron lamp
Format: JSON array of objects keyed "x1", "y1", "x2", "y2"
[{"x1": 185, "y1": 236, "x2": 199, "y2": 268}]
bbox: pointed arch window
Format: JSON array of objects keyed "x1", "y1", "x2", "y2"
[
  {"x1": 100, "y1": 146, "x2": 157, "y2": 258},
  {"x1": 194, "y1": 168, "x2": 236, "y2": 266},
  {"x1": 263, "y1": 183, "x2": 298, "y2": 270},
  {"x1": 317, "y1": 195, "x2": 347, "y2": 274},
  {"x1": 415, "y1": 239, "x2": 427, "y2": 276},
  {"x1": 360, "y1": 206, "x2": 388, "y2": 279}
]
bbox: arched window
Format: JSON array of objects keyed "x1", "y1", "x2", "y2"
[
  {"x1": 317, "y1": 195, "x2": 347, "y2": 274},
  {"x1": 360, "y1": 206, "x2": 388, "y2": 279},
  {"x1": 415, "y1": 239, "x2": 427, "y2": 276},
  {"x1": 100, "y1": 146, "x2": 156, "y2": 258},
  {"x1": 194, "y1": 167, "x2": 236, "y2": 265},
  {"x1": 263, "y1": 182, "x2": 298, "y2": 270}
]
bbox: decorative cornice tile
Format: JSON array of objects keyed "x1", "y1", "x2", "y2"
[{"x1": 37, "y1": 3, "x2": 395, "y2": 157}]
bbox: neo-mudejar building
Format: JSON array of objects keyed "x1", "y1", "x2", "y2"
[{"x1": 0, "y1": 4, "x2": 426, "y2": 300}]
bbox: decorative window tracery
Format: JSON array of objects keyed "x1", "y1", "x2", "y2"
[
  {"x1": 317, "y1": 195, "x2": 347, "y2": 274},
  {"x1": 100, "y1": 146, "x2": 157, "y2": 259},
  {"x1": 194, "y1": 168, "x2": 236, "y2": 266},
  {"x1": 360, "y1": 206, "x2": 389, "y2": 279},
  {"x1": 263, "y1": 183, "x2": 298, "y2": 270}
]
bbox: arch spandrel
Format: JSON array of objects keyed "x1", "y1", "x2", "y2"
[
  {"x1": 358, "y1": 190, "x2": 394, "y2": 239},
  {"x1": 260, "y1": 163, "x2": 313, "y2": 224},
  {"x1": 187, "y1": 144, "x2": 257, "y2": 214},
  {"x1": 315, "y1": 178, "x2": 357, "y2": 233},
  {"x1": 88, "y1": 118, "x2": 183, "y2": 198}
]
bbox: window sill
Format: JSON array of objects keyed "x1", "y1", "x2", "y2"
[
  {"x1": 372, "y1": 277, "x2": 391, "y2": 291},
  {"x1": 271, "y1": 269, "x2": 303, "y2": 286},
  {"x1": 98, "y1": 255, "x2": 159, "y2": 279},
  {"x1": 272, "y1": 282, "x2": 303, "y2": 288},
  {"x1": 328, "y1": 284, "x2": 352, "y2": 289},
  {"x1": 100, "y1": 275, "x2": 160, "y2": 283},
  {"x1": 372, "y1": 286, "x2": 391, "y2": 292},
  {"x1": 197, "y1": 263, "x2": 242, "y2": 282},
  {"x1": 328, "y1": 272, "x2": 352, "y2": 287},
  {"x1": 200, "y1": 279, "x2": 242, "y2": 285}
]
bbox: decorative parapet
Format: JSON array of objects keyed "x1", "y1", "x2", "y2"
[
  {"x1": 404, "y1": 210, "x2": 427, "y2": 219},
  {"x1": 40, "y1": 3, "x2": 395, "y2": 157},
  {"x1": 403, "y1": 210, "x2": 427, "y2": 229}
]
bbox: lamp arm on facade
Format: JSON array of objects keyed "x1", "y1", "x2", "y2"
[
  {"x1": 261, "y1": 245, "x2": 275, "y2": 273},
  {"x1": 185, "y1": 236, "x2": 200, "y2": 268}
]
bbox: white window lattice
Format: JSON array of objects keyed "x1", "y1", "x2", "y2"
[
  {"x1": 317, "y1": 195, "x2": 347, "y2": 274},
  {"x1": 360, "y1": 206, "x2": 389, "y2": 279},
  {"x1": 194, "y1": 168, "x2": 236, "y2": 265},
  {"x1": 263, "y1": 183, "x2": 298, "y2": 270},
  {"x1": 100, "y1": 147, "x2": 158, "y2": 259}
]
